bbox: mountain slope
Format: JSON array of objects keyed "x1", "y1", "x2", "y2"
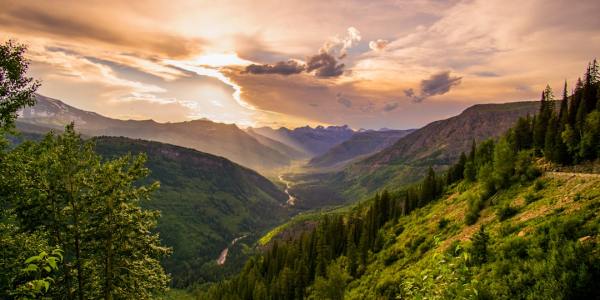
[
  {"x1": 308, "y1": 129, "x2": 415, "y2": 169},
  {"x1": 19, "y1": 94, "x2": 292, "y2": 170},
  {"x1": 245, "y1": 128, "x2": 307, "y2": 160},
  {"x1": 253, "y1": 125, "x2": 355, "y2": 157},
  {"x1": 289, "y1": 101, "x2": 541, "y2": 207},
  {"x1": 92, "y1": 136, "x2": 289, "y2": 287}
]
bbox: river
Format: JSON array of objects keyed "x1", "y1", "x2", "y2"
[
  {"x1": 217, "y1": 235, "x2": 248, "y2": 265},
  {"x1": 278, "y1": 174, "x2": 296, "y2": 206}
]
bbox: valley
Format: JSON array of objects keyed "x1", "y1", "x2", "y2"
[{"x1": 1, "y1": 17, "x2": 599, "y2": 298}]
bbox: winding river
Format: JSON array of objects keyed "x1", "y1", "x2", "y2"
[{"x1": 278, "y1": 174, "x2": 296, "y2": 206}]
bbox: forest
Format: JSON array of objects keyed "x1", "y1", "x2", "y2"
[{"x1": 197, "y1": 61, "x2": 600, "y2": 299}]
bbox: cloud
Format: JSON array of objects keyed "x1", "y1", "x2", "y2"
[
  {"x1": 0, "y1": 5, "x2": 203, "y2": 58},
  {"x1": 404, "y1": 71, "x2": 462, "y2": 102},
  {"x1": 244, "y1": 60, "x2": 305, "y2": 75},
  {"x1": 383, "y1": 101, "x2": 399, "y2": 111},
  {"x1": 336, "y1": 93, "x2": 352, "y2": 108},
  {"x1": 306, "y1": 52, "x2": 345, "y2": 77},
  {"x1": 242, "y1": 27, "x2": 359, "y2": 78},
  {"x1": 473, "y1": 71, "x2": 500, "y2": 77},
  {"x1": 324, "y1": 26, "x2": 362, "y2": 59},
  {"x1": 369, "y1": 39, "x2": 389, "y2": 51}
]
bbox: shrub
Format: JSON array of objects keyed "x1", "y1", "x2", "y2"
[
  {"x1": 464, "y1": 191, "x2": 484, "y2": 225},
  {"x1": 496, "y1": 205, "x2": 518, "y2": 221},
  {"x1": 524, "y1": 192, "x2": 540, "y2": 204},
  {"x1": 533, "y1": 179, "x2": 546, "y2": 191},
  {"x1": 438, "y1": 217, "x2": 450, "y2": 230}
]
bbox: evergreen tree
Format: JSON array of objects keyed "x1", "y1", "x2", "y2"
[
  {"x1": 558, "y1": 81, "x2": 569, "y2": 126},
  {"x1": 420, "y1": 167, "x2": 437, "y2": 204},
  {"x1": 544, "y1": 115, "x2": 559, "y2": 162}
]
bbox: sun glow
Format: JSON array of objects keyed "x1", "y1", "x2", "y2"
[{"x1": 191, "y1": 53, "x2": 252, "y2": 68}]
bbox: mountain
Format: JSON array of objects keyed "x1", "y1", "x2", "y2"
[
  {"x1": 289, "y1": 101, "x2": 541, "y2": 207},
  {"x1": 307, "y1": 129, "x2": 415, "y2": 169},
  {"x1": 245, "y1": 128, "x2": 307, "y2": 160},
  {"x1": 253, "y1": 125, "x2": 355, "y2": 157},
  {"x1": 18, "y1": 94, "x2": 293, "y2": 171},
  {"x1": 92, "y1": 136, "x2": 289, "y2": 287}
]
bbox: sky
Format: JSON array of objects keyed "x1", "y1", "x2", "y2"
[{"x1": 2, "y1": 0, "x2": 600, "y2": 129}]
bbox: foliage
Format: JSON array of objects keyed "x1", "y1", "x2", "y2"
[
  {"x1": 0, "y1": 40, "x2": 39, "y2": 130},
  {"x1": 10, "y1": 249, "x2": 63, "y2": 300},
  {"x1": 2, "y1": 125, "x2": 171, "y2": 298}
]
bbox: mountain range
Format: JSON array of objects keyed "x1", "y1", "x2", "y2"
[
  {"x1": 18, "y1": 95, "x2": 360, "y2": 171},
  {"x1": 307, "y1": 129, "x2": 415, "y2": 169},
  {"x1": 289, "y1": 101, "x2": 541, "y2": 207},
  {"x1": 253, "y1": 125, "x2": 355, "y2": 157}
]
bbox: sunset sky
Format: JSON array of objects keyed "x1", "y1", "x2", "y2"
[{"x1": 2, "y1": 0, "x2": 600, "y2": 129}]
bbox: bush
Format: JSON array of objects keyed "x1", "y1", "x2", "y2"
[
  {"x1": 523, "y1": 192, "x2": 540, "y2": 204},
  {"x1": 496, "y1": 205, "x2": 518, "y2": 221},
  {"x1": 533, "y1": 179, "x2": 546, "y2": 191},
  {"x1": 438, "y1": 217, "x2": 450, "y2": 230},
  {"x1": 464, "y1": 191, "x2": 484, "y2": 225},
  {"x1": 465, "y1": 210, "x2": 480, "y2": 226}
]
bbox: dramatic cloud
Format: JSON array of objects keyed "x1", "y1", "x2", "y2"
[
  {"x1": 242, "y1": 27, "x2": 359, "y2": 78},
  {"x1": 244, "y1": 60, "x2": 305, "y2": 75},
  {"x1": 369, "y1": 39, "x2": 389, "y2": 51},
  {"x1": 404, "y1": 71, "x2": 462, "y2": 102},
  {"x1": 3, "y1": 0, "x2": 600, "y2": 129},
  {"x1": 306, "y1": 52, "x2": 345, "y2": 77}
]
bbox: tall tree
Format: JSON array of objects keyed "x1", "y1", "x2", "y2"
[
  {"x1": 5, "y1": 126, "x2": 171, "y2": 299},
  {"x1": 0, "y1": 40, "x2": 40, "y2": 130}
]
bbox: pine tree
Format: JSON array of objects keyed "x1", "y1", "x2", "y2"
[
  {"x1": 420, "y1": 167, "x2": 437, "y2": 205},
  {"x1": 544, "y1": 115, "x2": 559, "y2": 162},
  {"x1": 558, "y1": 81, "x2": 569, "y2": 126}
]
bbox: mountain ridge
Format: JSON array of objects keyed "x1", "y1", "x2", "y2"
[{"x1": 19, "y1": 94, "x2": 293, "y2": 171}]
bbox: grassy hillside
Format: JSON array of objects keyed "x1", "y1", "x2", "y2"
[
  {"x1": 344, "y1": 172, "x2": 600, "y2": 298},
  {"x1": 198, "y1": 164, "x2": 600, "y2": 299},
  {"x1": 93, "y1": 137, "x2": 290, "y2": 287}
]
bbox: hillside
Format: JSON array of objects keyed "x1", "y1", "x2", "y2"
[
  {"x1": 308, "y1": 129, "x2": 415, "y2": 169},
  {"x1": 253, "y1": 125, "x2": 355, "y2": 156},
  {"x1": 18, "y1": 94, "x2": 293, "y2": 170},
  {"x1": 341, "y1": 172, "x2": 600, "y2": 298},
  {"x1": 92, "y1": 137, "x2": 289, "y2": 287},
  {"x1": 245, "y1": 128, "x2": 307, "y2": 160},
  {"x1": 199, "y1": 148, "x2": 600, "y2": 299},
  {"x1": 289, "y1": 101, "x2": 541, "y2": 207}
]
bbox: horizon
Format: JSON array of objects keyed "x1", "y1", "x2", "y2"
[
  {"x1": 2, "y1": 0, "x2": 600, "y2": 129},
  {"x1": 31, "y1": 93, "x2": 543, "y2": 131}
]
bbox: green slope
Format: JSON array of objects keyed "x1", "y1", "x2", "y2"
[
  {"x1": 92, "y1": 137, "x2": 290, "y2": 287},
  {"x1": 344, "y1": 172, "x2": 600, "y2": 299}
]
